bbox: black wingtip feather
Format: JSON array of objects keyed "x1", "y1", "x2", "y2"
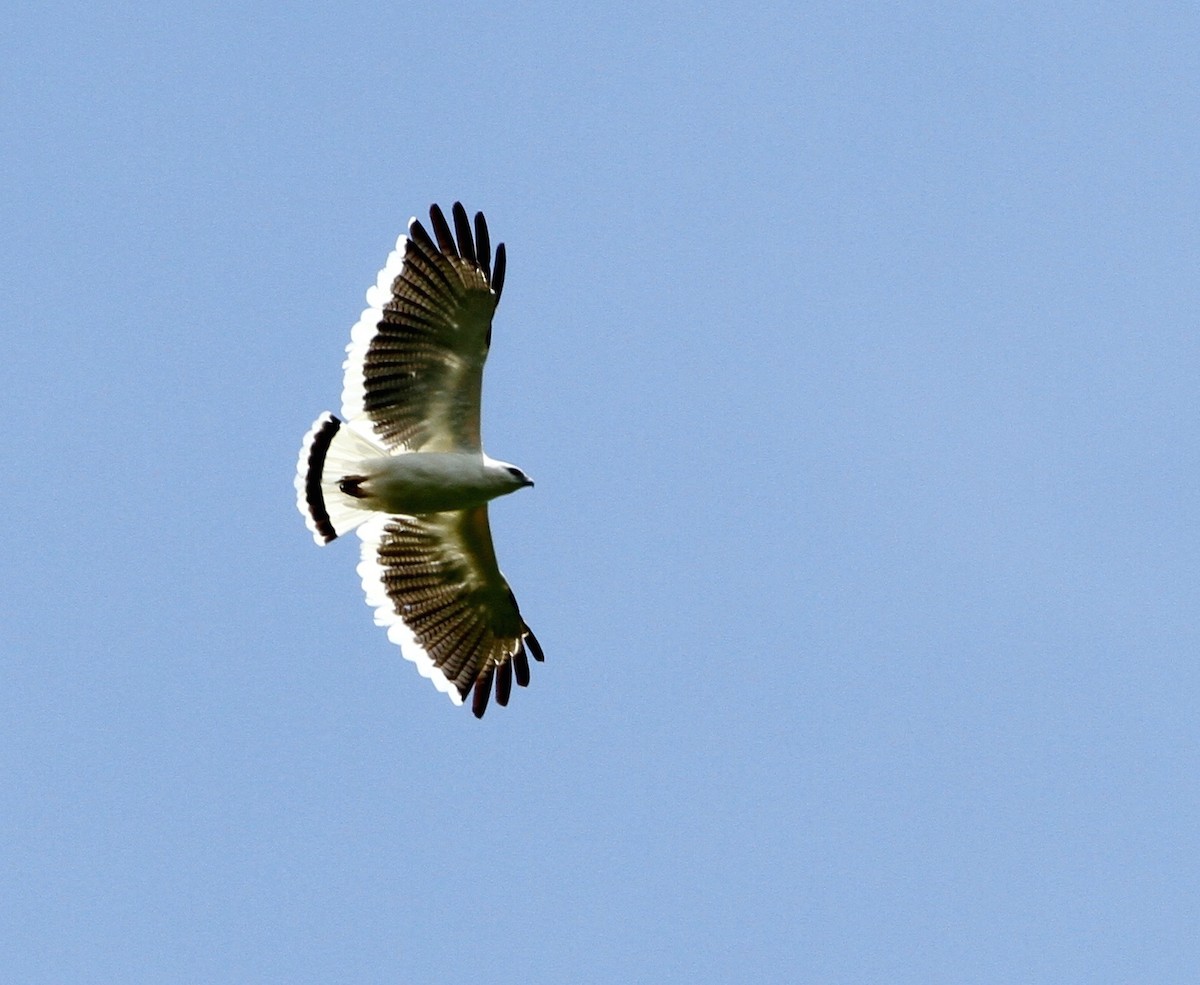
[
  {"x1": 451, "y1": 202, "x2": 476, "y2": 264},
  {"x1": 495, "y1": 659, "x2": 513, "y2": 706},
  {"x1": 492, "y1": 242, "x2": 506, "y2": 301},
  {"x1": 474, "y1": 212, "x2": 491, "y2": 280},
  {"x1": 409, "y1": 217, "x2": 436, "y2": 253},
  {"x1": 428, "y1": 204, "x2": 458, "y2": 257},
  {"x1": 524, "y1": 628, "x2": 544, "y2": 663},
  {"x1": 472, "y1": 666, "x2": 494, "y2": 718},
  {"x1": 513, "y1": 646, "x2": 531, "y2": 687}
]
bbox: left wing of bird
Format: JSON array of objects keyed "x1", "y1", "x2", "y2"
[{"x1": 341, "y1": 202, "x2": 506, "y2": 453}]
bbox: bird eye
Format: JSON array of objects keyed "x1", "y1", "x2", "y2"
[{"x1": 506, "y1": 467, "x2": 524, "y2": 481}]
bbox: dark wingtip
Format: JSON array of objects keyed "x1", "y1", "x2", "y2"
[
  {"x1": 409, "y1": 217, "x2": 436, "y2": 254},
  {"x1": 513, "y1": 645, "x2": 531, "y2": 687},
  {"x1": 471, "y1": 666, "x2": 494, "y2": 718},
  {"x1": 492, "y1": 242, "x2": 506, "y2": 301},
  {"x1": 495, "y1": 659, "x2": 513, "y2": 706},
  {"x1": 451, "y1": 202, "x2": 477, "y2": 264},
  {"x1": 429, "y1": 204, "x2": 458, "y2": 257},
  {"x1": 523, "y1": 627, "x2": 544, "y2": 663},
  {"x1": 474, "y1": 212, "x2": 492, "y2": 280}
]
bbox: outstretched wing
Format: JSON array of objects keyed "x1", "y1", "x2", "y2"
[
  {"x1": 356, "y1": 507, "x2": 543, "y2": 717},
  {"x1": 341, "y1": 203, "x2": 507, "y2": 452}
]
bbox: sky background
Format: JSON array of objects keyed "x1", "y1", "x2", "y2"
[{"x1": 2, "y1": 2, "x2": 1198, "y2": 982}]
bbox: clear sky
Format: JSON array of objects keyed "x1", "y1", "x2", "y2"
[{"x1": 2, "y1": 3, "x2": 1197, "y2": 982}]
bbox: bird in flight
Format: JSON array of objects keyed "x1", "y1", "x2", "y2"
[{"x1": 295, "y1": 203, "x2": 543, "y2": 718}]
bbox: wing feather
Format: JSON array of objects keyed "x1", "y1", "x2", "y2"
[
  {"x1": 428, "y1": 203, "x2": 459, "y2": 258},
  {"x1": 452, "y1": 202, "x2": 477, "y2": 265},
  {"x1": 474, "y1": 212, "x2": 492, "y2": 281},
  {"x1": 492, "y1": 242, "x2": 507, "y2": 302},
  {"x1": 495, "y1": 658, "x2": 513, "y2": 707},
  {"x1": 513, "y1": 644, "x2": 531, "y2": 687}
]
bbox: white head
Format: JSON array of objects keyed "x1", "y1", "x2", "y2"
[{"x1": 486, "y1": 457, "x2": 535, "y2": 494}]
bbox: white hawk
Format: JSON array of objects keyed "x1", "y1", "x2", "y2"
[{"x1": 295, "y1": 203, "x2": 543, "y2": 718}]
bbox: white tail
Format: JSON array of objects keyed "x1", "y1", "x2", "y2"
[{"x1": 294, "y1": 413, "x2": 383, "y2": 545}]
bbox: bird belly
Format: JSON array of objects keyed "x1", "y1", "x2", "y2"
[{"x1": 354, "y1": 453, "x2": 499, "y2": 515}]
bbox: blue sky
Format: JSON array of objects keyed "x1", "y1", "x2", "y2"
[{"x1": 2, "y1": 2, "x2": 1197, "y2": 982}]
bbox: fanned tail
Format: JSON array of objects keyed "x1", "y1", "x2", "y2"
[{"x1": 295, "y1": 412, "x2": 382, "y2": 545}]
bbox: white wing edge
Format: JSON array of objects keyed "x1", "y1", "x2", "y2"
[
  {"x1": 355, "y1": 514, "x2": 465, "y2": 706},
  {"x1": 340, "y1": 224, "x2": 415, "y2": 425}
]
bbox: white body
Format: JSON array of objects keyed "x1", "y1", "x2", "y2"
[{"x1": 353, "y1": 452, "x2": 531, "y2": 515}]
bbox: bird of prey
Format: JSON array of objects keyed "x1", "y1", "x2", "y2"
[{"x1": 295, "y1": 203, "x2": 543, "y2": 718}]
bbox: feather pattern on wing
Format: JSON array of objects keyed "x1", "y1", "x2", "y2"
[
  {"x1": 356, "y1": 507, "x2": 542, "y2": 717},
  {"x1": 341, "y1": 203, "x2": 504, "y2": 452}
]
